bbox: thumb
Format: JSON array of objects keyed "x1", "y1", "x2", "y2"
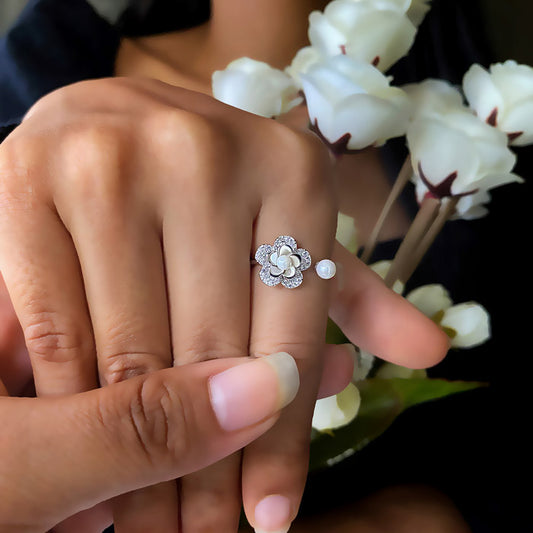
[{"x1": 0, "y1": 352, "x2": 299, "y2": 531}]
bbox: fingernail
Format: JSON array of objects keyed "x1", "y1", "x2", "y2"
[
  {"x1": 254, "y1": 494, "x2": 292, "y2": 533},
  {"x1": 208, "y1": 352, "x2": 299, "y2": 432}
]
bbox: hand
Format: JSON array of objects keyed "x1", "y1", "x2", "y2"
[
  {"x1": 0, "y1": 77, "x2": 448, "y2": 532},
  {"x1": 0, "y1": 352, "x2": 302, "y2": 533},
  {"x1": 0, "y1": 270, "x2": 353, "y2": 533}
]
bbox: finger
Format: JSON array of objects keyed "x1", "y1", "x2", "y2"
[
  {"x1": 0, "y1": 273, "x2": 32, "y2": 396},
  {"x1": 317, "y1": 343, "x2": 355, "y2": 400},
  {"x1": 161, "y1": 171, "x2": 253, "y2": 532},
  {"x1": 244, "y1": 189, "x2": 337, "y2": 532},
  {"x1": 329, "y1": 243, "x2": 449, "y2": 368},
  {"x1": 0, "y1": 353, "x2": 299, "y2": 531},
  {"x1": 0, "y1": 203, "x2": 97, "y2": 396},
  {"x1": 179, "y1": 453, "x2": 243, "y2": 533},
  {"x1": 57, "y1": 193, "x2": 176, "y2": 531}
]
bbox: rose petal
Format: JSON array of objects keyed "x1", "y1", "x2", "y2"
[
  {"x1": 270, "y1": 265, "x2": 284, "y2": 276},
  {"x1": 284, "y1": 266, "x2": 297, "y2": 278}
]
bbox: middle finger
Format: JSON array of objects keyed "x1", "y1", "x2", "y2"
[{"x1": 162, "y1": 180, "x2": 254, "y2": 532}]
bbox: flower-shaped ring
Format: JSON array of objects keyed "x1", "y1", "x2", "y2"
[{"x1": 255, "y1": 235, "x2": 312, "y2": 289}]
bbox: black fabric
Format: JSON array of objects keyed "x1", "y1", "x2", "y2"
[
  {"x1": 0, "y1": 0, "x2": 121, "y2": 127},
  {"x1": 117, "y1": 0, "x2": 210, "y2": 37},
  {"x1": 0, "y1": 123, "x2": 18, "y2": 143}
]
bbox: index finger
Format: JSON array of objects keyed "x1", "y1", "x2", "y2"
[{"x1": 329, "y1": 242, "x2": 449, "y2": 368}]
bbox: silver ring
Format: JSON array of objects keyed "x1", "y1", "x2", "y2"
[{"x1": 254, "y1": 235, "x2": 336, "y2": 289}]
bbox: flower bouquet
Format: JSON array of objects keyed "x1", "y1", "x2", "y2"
[{"x1": 211, "y1": 0, "x2": 529, "y2": 473}]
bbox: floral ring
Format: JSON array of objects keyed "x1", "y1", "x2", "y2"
[{"x1": 254, "y1": 235, "x2": 336, "y2": 289}]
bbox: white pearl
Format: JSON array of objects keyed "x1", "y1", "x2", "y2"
[
  {"x1": 315, "y1": 259, "x2": 336, "y2": 280},
  {"x1": 276, "y1": 255, "x2": 292, "y2": 271}
]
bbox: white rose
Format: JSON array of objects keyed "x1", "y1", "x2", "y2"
[
  {"x1": 343, "y1": 0, "x2": 432, "y2": 26},
  {"x1": 405, "y1": 284, "x2": 491, "y2": 348},
  {"x1": 463, "y1": 60, "x2": 533, "y2": 146},
  {"x1": 407, "y1": 111, "x2": 522, "y2": 211},
  {"x1": 308, "y1": 0, "x2": 417, "y2": 72},
  {"x1": 402, "y1": 78, "x2": 466, "y2": 120},
  {"x1": 353, "y1": 349, "x2": 375, "y2": 381},
  {"x1": 454, "y1": 189, "x2": 492, "y2": 220},
  {"x1": 301, "y1": 55, "x2": 410, "y2": 151},
  {"x1": 212, "y1": 57, "x2": 301, "y2": 118},
  {"x1": 370, "y1": 260, "x2": 404, "y2": 294},
  {"x1": 285, "y1": 46, "x2": 322, "y2": 87},
  {"x1": 312, "y1": 383, "x2": 361, "y2": 431},
  {"x1": 406, "y1": 284, "x2": 453, "y2": 318},
  {"x1": 441, "y1": 302, "x2": 491, "y2": 348}
]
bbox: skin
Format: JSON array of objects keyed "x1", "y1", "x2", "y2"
[{"x1": 0, "y1": 0, "x2": 449, "y2": 531}]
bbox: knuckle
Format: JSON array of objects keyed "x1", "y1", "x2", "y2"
[
  {"x1": 271, "y1": 126, "x2": 337, "y2": 206},
  {"x1": 180, "y1": 335, "x2": 245, "y2": 364},
  {"x1": 23, "y1": 312, "x2": 90, "y2": 363},
  {"x1": 127, "y1": 374, "x2": 191, "y2": 464},
  {"x1": 147, "y1": 108, "x2": 233, "y2": 194},
  {"x1": 58, "y1": 120, "x2": 132, "y2": 201},
  {"x1": 0, "y1": 138, "x2": 43, "y2": 212},
  {"x1": 102, "y1": 351, "x2": 167, "y2": 385}
]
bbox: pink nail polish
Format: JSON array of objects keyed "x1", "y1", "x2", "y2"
[
  {"x1": 254, "y1": 494, "x2": 292, "y2": 533},
  {"x1": 208, "y1": 352, "x2": 299, "y2": 432}
]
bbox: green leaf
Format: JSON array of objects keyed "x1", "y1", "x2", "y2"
[{"x1": 309, "y1": 377, "x2": 485, "y2": 471}]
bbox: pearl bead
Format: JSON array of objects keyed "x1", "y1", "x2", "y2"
[
  {"x1": 315, "y1": 259, "x2": 336, "y2": 280},
  {"x1": 276, "y1": 255, "x2": 292, "y2": 271}
]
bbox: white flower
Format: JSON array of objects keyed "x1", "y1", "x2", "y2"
[
  {"x1": 301, "y1": 55, "x2": 410, "y2": 151},
  {"x1": 406, "y1": 284, "x2": 491, "y2": 348},
  {"x1": 285, "y1": 46, "x2": 322, "y2": 87},
  {"x1": 402, "y1": 78, "x2": 466, "y2": 121},
  {"x1": 336, "y1": 212, "x2": 358, "y2": 253},
  {"x1": 463, "y1": 60, "x2": 533, "y2": 146},
  {"x1": 454, "y1": 189, "x2": 492, "y2": 220},
  {"x1": 212, "y1": 57, "x2": 301, "y2": 118},
  {"x1": 440, "y1": 302, "x2": 491, "y2": 348},
  {"x1": 406, "y1": 284, "x2": 453, "y2": 318},
  {"x1": 407, "y1": 111, "x2": 522, "y2": 213},
  {"x1": 308, "y1": 0, "x2": 417, "y2": 72},
  {"x1": 353, "y1": 349, "x2": 375, "y2": 381},
  {"x1": 312, "y1": 383, "x2": 361, "y2": 431},
  {"x1": 370, "y1": 260, "x2": 404, "y2": 294}
]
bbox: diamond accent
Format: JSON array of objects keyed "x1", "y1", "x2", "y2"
[
  {"x1": 282, "y1": 270, "x2": 303, "y2": 289},
  {"x1": 255, "y1": 244, "x2": 273, "y2": 266}
]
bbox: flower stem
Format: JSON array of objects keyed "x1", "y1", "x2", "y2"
[
  {"x1": 399, "y1": 196, "x2": 459, "y2": 283},
  {"x1": 384, "y1": 195, "x2": 440, "y2": 288},
  {"x1": 361, "y1": 154, "x2": 412, "y2": 264}
]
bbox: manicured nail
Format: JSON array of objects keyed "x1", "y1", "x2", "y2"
[
  {"x1": 208, "y1": 352, "x2": 299, "y2": 432},
  {"x1": 254, "y1": 494, "x2": 292, "y2": 533}
]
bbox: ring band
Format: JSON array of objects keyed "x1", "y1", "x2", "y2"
[{"x1": 254, "y1": 235, "x2": 336, "y2": 289}]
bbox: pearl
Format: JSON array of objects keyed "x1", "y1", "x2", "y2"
[
  {"x1": 315, "y1": 259, "x2": 336, "y2": 280},
  {"x1": 276, "y1": 255, "x2": 292, "y2": 271}
]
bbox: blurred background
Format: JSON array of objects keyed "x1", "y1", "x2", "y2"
[{"x1": 1, "y1": 0, "x2": 533, "y2": 65}]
